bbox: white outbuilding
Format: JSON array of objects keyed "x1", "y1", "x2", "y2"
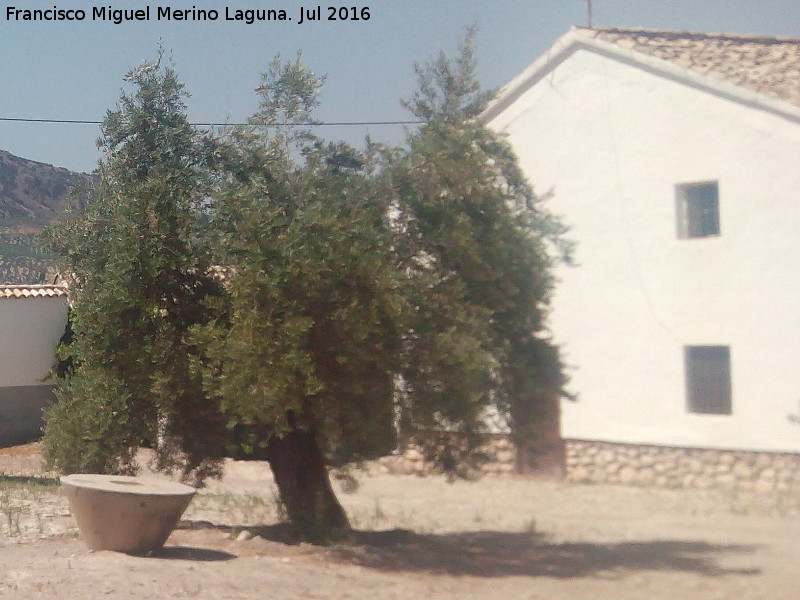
[{"x1": 0, "y1": 284, "x2": 68, "y2": 445}]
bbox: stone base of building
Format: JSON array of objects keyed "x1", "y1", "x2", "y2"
[
  {"x1": 565, "y1": 439, "x2": 800, "y2": 493},
  {"x1": 392, "y1": 434, "x2": 565, "y2": 478},
  {"x1": 393, "y1": 436, "x2": 800, "y2": 493}
]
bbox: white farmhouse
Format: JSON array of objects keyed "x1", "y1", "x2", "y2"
[
  {"x1": 0, "y1": 285, "x2": 68, "y2": 445},
  {"x1": 485, "y1": 27, "x2": 800, "y2": 490}
]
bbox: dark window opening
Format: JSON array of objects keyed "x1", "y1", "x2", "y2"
[
  {"x1": 676, "y1": 181, "x2": 720, "y2": 238},
  {"x1": 685, "y1": 345, "x2": 731, "y2": 415}
]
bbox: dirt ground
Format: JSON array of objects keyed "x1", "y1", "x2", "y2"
[{"x1": 0, "y1": 444, "x2": 797, "y2": 599}]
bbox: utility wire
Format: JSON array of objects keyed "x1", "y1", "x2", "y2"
[{"x1": 0, "y1": 117, "x2": 424, "y2": 127}]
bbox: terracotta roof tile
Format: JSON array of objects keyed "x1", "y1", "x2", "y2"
[
  {"x1": 0, "y1": 285, "x2": 69, "y2": 299},
  {"x1": 577, "y1": 27, "x2": 800, "y2": 107}
]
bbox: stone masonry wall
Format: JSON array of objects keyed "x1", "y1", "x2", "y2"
[
  {"x1": 565, "y1": 439, "x2": 800, "y2": 493},
  {"x1": 391, "y1": 435, "x2": 518, "y2": 477},
  {"x1": 396, "y1": 436, "x2": 800, "y2": 494}
]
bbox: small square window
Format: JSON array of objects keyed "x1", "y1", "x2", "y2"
[
  {"x1": 676, "y1": 181, "x2": 720, "y2": 238},
  {"x1": 685, "y1": 346, "x2": 731, "y2": 415}
]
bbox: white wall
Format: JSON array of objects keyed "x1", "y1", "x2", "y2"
[
  {"x1": 488, "y1": 48, "x2": 800, "y2": 452},
  {"x1": 0, "y1": 297, "x2": 68, "y2": 387}
]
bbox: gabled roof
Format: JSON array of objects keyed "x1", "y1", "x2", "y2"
[
  {"x1": 483, "y1": 26, "x2": 800, "y2": 124},
  {"x1": 581, "y1": 27, "x2": 800, "y2": 107},
  {"x1": 0, "y1": 285, "x2": 69, "y2": 299}
]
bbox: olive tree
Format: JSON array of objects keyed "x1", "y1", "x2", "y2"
[
  {"x1": 42, "y1": 55, "x2": 227, "y2": 480},
  {"x1": 195, "y1": 56, "x2": 403, "y2": 540},
  {"x1": 43, "y1": 39, "x2": 568, "y2": 543}
]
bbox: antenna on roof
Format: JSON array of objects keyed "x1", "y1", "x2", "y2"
[{"x1": 585, "y1": 0, "x2": 593, "y2": 29}]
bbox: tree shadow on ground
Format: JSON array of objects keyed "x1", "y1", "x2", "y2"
[
  {"x1": 152, "y1": 546, "x2": 236, "y2": 562},
  {"x1": 330, "y1": 530, "x2": 761, "y2": 578},
  {"x1": 182, "y1": 522, "x2": 762, "y2": 579}
]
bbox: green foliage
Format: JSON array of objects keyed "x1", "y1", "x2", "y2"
[
  {"x1": 41, "y1": 52, "x2": 227, "y2": 481},
  {"x1": 391, "y1": 29, "x2": 570, "y2": 463},
  {"x1": 41, "y1": 35, "x2": 569, "y2": 535},
  {"x1": 195, "y1": 60, "x2": 401, "y2": 464},
  {"x1": 42, "y1": 366, "x2": 139, "y2": 474}
]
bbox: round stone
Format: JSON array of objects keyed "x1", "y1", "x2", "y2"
[
  {"x1": 61, "y1": 474, "x2": 196, "y2": 555},
  {"x1": 618, "y1": 467, "x2": 637, "y2": 484}
]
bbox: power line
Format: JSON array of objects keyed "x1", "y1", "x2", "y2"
[{"x1": 0, "y1": 116, "x2": 424, "y2": 127}]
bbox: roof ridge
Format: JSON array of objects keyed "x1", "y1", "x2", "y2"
[
  {"x1": 576, "y1": 26, "x2": 800, "y2": 44},
  {"x1": 0, "y1": 283, "x2": 69, "y2": 299},
  {"x1": 0, "y1": 284, "x2": 67, "y2": 289},
  {"x1": 483, "y1": 27, "x2": 800, "y2": 125},
  {"x1": 573, "y1": 26, "x2": 800, "y2": 109}
]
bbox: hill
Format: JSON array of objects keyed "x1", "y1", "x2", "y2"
[{"x1": 0, "y1": 149, "x2": 89, "y2": 284}]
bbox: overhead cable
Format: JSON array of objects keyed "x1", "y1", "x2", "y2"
[{"x1": 0, "y1": 117, "x2": 424, "y2": 127}]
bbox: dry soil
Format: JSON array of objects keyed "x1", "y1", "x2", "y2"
[{"x1": 0, "y1": 444, "x2": 797, "y2": 599}]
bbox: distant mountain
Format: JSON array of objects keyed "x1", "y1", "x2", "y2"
[
  {"x1": 0, "y1": 150, "x2": 88, "y2": 230},
  {"x1": 0, "y1": 149, "x2": 90, "y2": 284}
]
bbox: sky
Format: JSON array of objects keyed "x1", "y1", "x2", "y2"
[{"x1": 1, "y1": 0, "x2": 799, "y2": 174}]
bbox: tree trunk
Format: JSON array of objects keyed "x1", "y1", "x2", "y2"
[
  {"x1": 266, "y1": 427, "x2": 350, "y2": 543},
  {"x1": 513, "y1": 390, "x2": 565, "y2": 478}
]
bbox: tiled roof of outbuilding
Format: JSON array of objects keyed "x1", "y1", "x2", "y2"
[
  {"x1": 577, "y1": 27, "x2": 800, "y2": 107},
  {"x1": 0, "y1": 285, "x2": 69, "y2": 299}
]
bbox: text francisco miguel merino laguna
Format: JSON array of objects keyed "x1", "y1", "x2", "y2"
[{"x1": 5, "y1": 5, "x2": 372, "y2": 25}]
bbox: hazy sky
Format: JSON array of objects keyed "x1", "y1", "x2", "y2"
[{"x1": 2, "y1": 0, "x2": 799, "y2": 173}]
